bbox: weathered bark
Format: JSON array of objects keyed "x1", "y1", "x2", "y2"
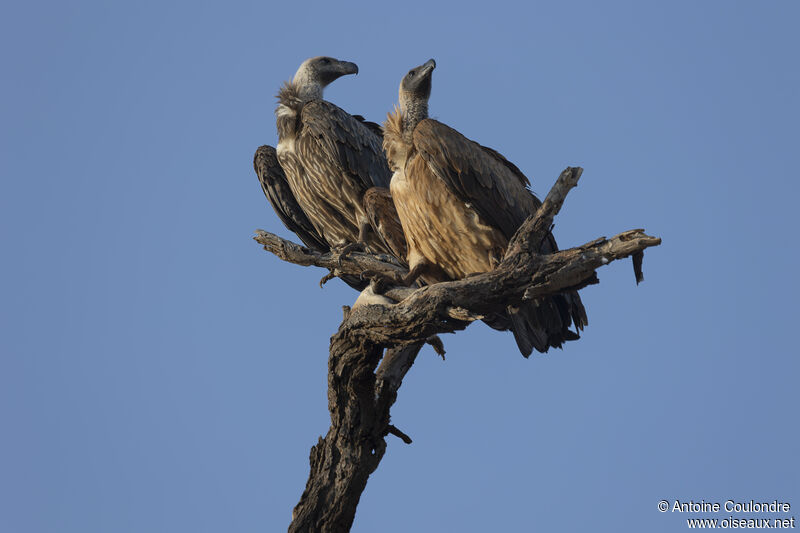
[
  {"x1": 287, "y1": 341, "x2": 422, "y2": 533},
  {"x1": 255, "y1": 167, "x2": 661, "y2": 532}
]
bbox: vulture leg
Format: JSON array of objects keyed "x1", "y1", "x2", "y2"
[
  {"x1": 362, "y1": 259, "x2": 446, "y2": 293},
  {"x1": 356, "y1": 219, "x2": 372, "y2": 245},
  {"x1": 401, "y1": 260, "x2": 448, "y2": 286},
  {"x1": 330, "y1": 216, "x2": 375, "y2": 267}
]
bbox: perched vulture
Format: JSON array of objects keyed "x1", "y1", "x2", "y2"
[
  {"x1": 383, "y1": 59, "x2": 588, "y2": 356},
  {"x1": 275, "y1": 56, "x2": 392, "y2": 256}
]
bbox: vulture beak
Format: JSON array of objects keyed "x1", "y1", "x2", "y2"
[
  {"x1": 420, "y1": 59, "x2": 436, "y2": 76},
  {"x1": 337, "y1": 60, "x2": 359, "y2": 76}
]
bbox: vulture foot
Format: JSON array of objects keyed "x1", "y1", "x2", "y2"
[
  {"x1": 362, "y1": 271, "x2": 405, "y2": 294},
  {"x1": 319, "y1": 270, "x2": 337, "y2": 288},
  {"x1": 332, "y1": 242, "x2": 365, "y2": 266}
]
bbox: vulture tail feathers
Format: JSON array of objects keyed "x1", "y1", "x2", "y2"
[{"x1": 507, "y1": 295, "x2": 585, "y2": 357}]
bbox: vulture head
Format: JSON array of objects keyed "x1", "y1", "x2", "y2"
[
  {"x1": 398, "y1": 59, "x2": 436, "y2": 125},
  {"x1": 292, "y1": 56, "x2": 359, "y2": 101}
]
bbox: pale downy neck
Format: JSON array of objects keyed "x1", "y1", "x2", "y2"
[{"x1": 292, "y1": 71, "x2": 324, "y2": 102}]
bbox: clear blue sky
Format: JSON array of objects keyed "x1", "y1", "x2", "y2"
[{"x1": 1, "y1": 1, "x2": 798, "y2": 532}]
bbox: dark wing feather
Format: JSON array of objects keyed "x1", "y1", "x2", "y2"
[
  {"x1": 301, "y1": 101, "x2": 392, "y2": 190},
  {"x1": 254, "y1": 145, "x2": 328, "y2": 252},
  {"x1": 477, "y1": 144, "x2": 532, "y2": 192},
  {"x1": 413, "y1": 119, "x2": 538, "y2": 240},
  {"x1": 352, "y1": 115, "x2": 384, "y2": 138}
]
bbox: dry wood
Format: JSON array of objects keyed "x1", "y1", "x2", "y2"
[{"x1": 254, "y1": 167, "x2": 661, "y2": 532}]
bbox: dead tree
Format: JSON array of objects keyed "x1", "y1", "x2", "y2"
[{"x1": 254, "y1": 167, "x2": 661, "y2": 532}]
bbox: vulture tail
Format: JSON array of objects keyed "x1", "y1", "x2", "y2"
[
  {"x1": 503, "y1": 232, "x2": 588, "y2": 356},
  {"x1": 507, "y1": 291, "x2": 586, "y2": 357}
]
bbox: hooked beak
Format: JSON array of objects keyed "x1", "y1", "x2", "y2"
[
  {"x1": 420, "y1": 59, "x2": 436, "y2": 76},
  {"x1": 338, "y1": 60, "x2": 359, "y2": 76}
]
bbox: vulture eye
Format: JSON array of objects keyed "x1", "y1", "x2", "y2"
[
  {"x1": 320, "y1": 58, "x2": 330, "y2": 65},
  {"x1": 408, "y1": 70, "x2": 416, "y2": 78}
]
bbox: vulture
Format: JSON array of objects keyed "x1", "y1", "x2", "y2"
[
  {"x1": 383, "y1": 59, "x2": 588, "y2": 356},
  {"x1": 275, "y1": 56, "x2": 392, "y2": 256}
]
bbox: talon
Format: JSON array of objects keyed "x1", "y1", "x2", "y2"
[
  {"x1": 362, "y1": 269, "x2": 403, "y2": 290},
  {"x1": 333, "y1": 242, "x2": 365, "y2": 267},
  {"x1": 319, "y1": 270, "x2": 336, "y2": 288}
]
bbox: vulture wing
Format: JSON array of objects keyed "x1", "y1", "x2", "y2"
[
  {"x1": 254, "y1": 145, "x2": 328, "y2": 252},
  {"x1": 412, "y1": 119, "x2": 538, "y2": 241},
  {"x1": 352, "y1": 114, "x2": 384, "y2": 139},
  {"x1": 299, "y1": 101, "x2": 392, "y2": 191},
  {"x1": 411, "y1": 119, "x2": 588, "y2": 354}
]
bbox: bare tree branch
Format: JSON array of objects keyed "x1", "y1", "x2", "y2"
[
  {"x1": 254, "y1": 230, "x2": 406, "y2": 281},
  {"x1": 506, "y1": 166, "x2": 583, "y2": 257},
  {"x1": 256, "y1": 167, "x2": 661, "y2": 532},
  {"x1": 338, "y1": 229, "x2": 660, "y2": 346}
]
